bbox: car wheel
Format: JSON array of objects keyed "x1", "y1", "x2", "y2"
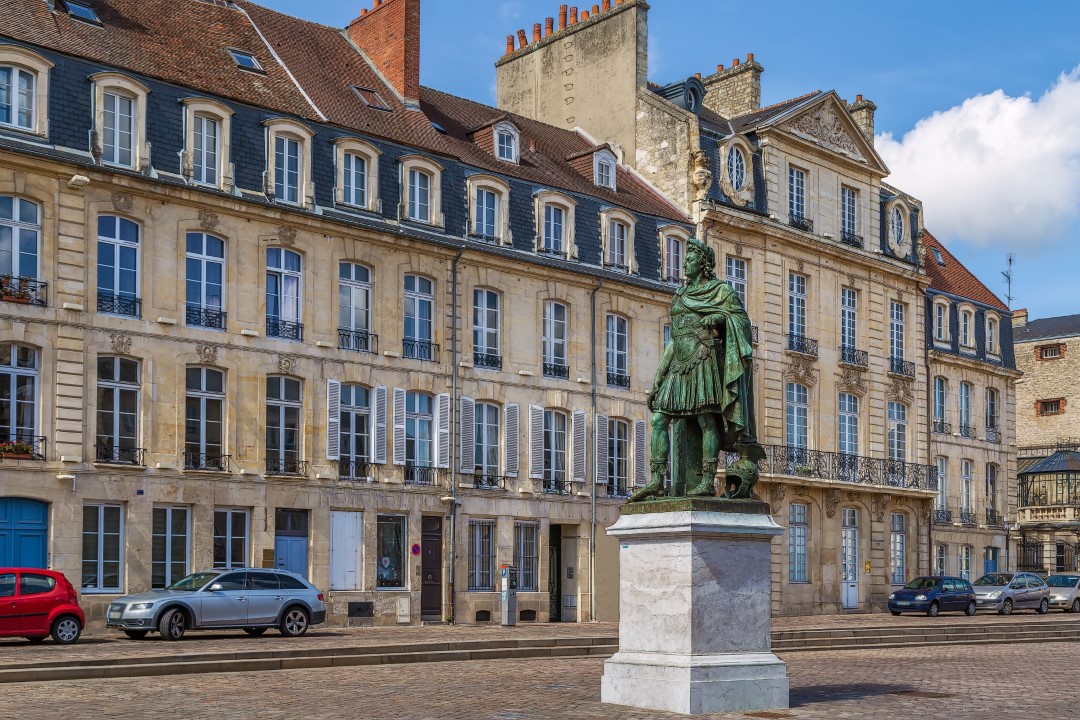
[
  {"x1": 124, "y1": 630, "x2": 149, "y2": 640},
  {"x1": 1038, "y1": 598, "x2": 1049, "y2": 614},
  {"x1": 50, "y1": 616, "x2": 82, "y2": 645},
  {"x1": 926, "y1": 601, "x2": 940, "y2": 617},
  {"x1": 1000, "y1": 599, "x2": 1013, "y2": 615},
  {"x1": 890, "y1": 611, "x2": 901, "y2": 616},
  {"x1": 279, "y1": 607, "x2": 310, "y2": 637},
  {"x1": 243, "y1": 627, "x2": 268, "y2": 636},
  {"x1": 965, "y1": 600, "x2": 977, "y2": 616},
  {"x1": 158, "y1": 608, "x2": 187, "y2": 641},
  {"x1": 1072, "y1": 598, "x2": 1080, "y2": 614}
]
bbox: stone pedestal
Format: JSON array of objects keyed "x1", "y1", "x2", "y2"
[{"x1": 601, "y1": 499, "x2": 789, "y2": 715}]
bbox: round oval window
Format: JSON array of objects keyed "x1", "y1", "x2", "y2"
[
  {"x1": 727, "y1": 146, "x2": 746, "y2": 191},
  {"x1": 892, "y1": 207, "x2": 905, "y2": 245}
]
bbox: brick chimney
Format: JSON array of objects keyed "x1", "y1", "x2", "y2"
[
  {"x1": 702, "y1": 54, "x2": 763, "y2": 118},
  {"x1": 847, "y1": 94, "x2": 877, "y2": 141},
  {"x1": 1012, "y1": 308, "x2": 1029, "y2": 328},
  {"x1": 346, "y1": 0, "x2": 421, "y2": 106}
]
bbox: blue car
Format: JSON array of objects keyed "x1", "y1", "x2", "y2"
[{"x1": 888, "y1": 576, "x2": 976, "y2": 617}]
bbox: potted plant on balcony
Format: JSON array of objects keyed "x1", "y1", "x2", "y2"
[
  {"x1": 0, "y1": 439, "x2": 35, "y2": 459},
  {"x1": 0, "y1": 276, "x2": 32, "y2": 304}
]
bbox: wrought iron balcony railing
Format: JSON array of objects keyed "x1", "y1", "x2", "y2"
[
  {"x1": 471, "y1": 473, "x2": 507, "y2": 490},
  {"x1": 933, "y1": 507, "x2": 953, "y2": 524},
  {"x1": 839, "y1": 346, "x2": 869, "y2": 368},
  {"x1": 787, "y1": 334, "x2": 818, "y2": 357},
  {"x1": 186, "y1": 305, "x2": 226, "y2": 330},
  {"x1": 267, "y1": 318, "x2": 303, "y2": 341},
  {"x1": 986, "y1": 508, "x2": 1004, "y2": 526},
  {"x1": 542, "y1": 478, "x2": 575, "y2": 495},
  {"x1": 607, "y1": 483, "x2": 633, "y2": 499},
  {"x1": 889, "y1": 356, "x2": 916, "y2": 378},
  {"x1": 932, "y1": 420, "x2": 951, "y2": 435},
  {"x1": 95, "y1": 442, "x2": 146, "y2": 466},
  {"x1": 184, "y1": 452, "x2": 230, "y2": 471},
  {"x1": 0, "y1": 277, "x2": 47, "y2": 307},
  {"x1": 543, "y1": 362, "x2": 569, "y2": 379},
  {"x1": 840, "y1": 231, "x2": 864, "y2": 249},
  {"x1": 403, "y1": 339, "x2": 439, "y2": 362},
  {"x1": 789, "y1": 215, "x2": 814, "y2": 232},
  {"x1": 97, "y1": 293, "x2": 141, "y2": 317},
  {"x1": 0, "y1": 435, "x2": 46, "y2": 460},
  {"x1": 265, "y1": 458, "x2": 308, "y2": 476},
  {"x1": 607, "y1": 371, "x2": 630, "y2": 389},
  {"x1": 338, "y1": 329, "x2": 377, "y2": 354},
  {"x1": 338, "y1": 460, "x2": 376, "y2": 482},
  {"x1": 985, "y1": 427, "x2": 1001, "y2": 443},
  {"x1": 958, "y1": 424, "x2": 978, "y2": 439},
  {"x1": 729, "y1": 446, "x2": 938, "y2": 492},
  {"x1": 404, "y1": 465, "x2": 439, "y2": 486},
  {"x1": 474, "y1": 352, "x2": 502, "y2": 370},
  {"x1": 959, "y1": 509, "x2": 978, "y2": 525}
]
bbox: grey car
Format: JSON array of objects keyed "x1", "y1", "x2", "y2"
[
  {"x1": 972, "y1": 572, "x2": 1050, "y2": 615},
  {"x1": 106, "y1": 569, "x2": 326, "y2": 641},
  {"x1": 1046, "y1": 573, "x2": 1080, "y2": 612}
]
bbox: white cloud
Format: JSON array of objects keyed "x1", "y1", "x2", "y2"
[
  {"x1": 498, "y1": 1, "x2": 523, "y2": 24},
  {"x1": 876, "y1": 66, "x2": 1080, "y2": 247}
]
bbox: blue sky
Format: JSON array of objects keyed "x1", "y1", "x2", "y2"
[{"x1": 261, "y1": 0, "x2": 1080, "y2": 319}]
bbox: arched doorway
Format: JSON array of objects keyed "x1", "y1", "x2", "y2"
[{"x1": 0, "y1": 498, "x2": 49, "y2": 568}]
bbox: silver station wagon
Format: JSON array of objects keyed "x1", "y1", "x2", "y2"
[{"x1": 106, "y1": 569, "x2": 326, "y2": 641}]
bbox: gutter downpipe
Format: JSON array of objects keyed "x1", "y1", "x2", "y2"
[
  {"x1": 449, "y1": 247, "x2": 465, "y2": 624},
  {"x1": 589, "y1": 277, "x2": 603, "y2": 622}
]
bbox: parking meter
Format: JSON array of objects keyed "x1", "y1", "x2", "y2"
[{"x1": 501, "y1": 564, "x2": 518, "y2": 626}]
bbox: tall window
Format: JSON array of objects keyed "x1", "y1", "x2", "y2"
[
  {"x1": 960, "y1": 460, "x2": 973, "y2": 512},
  {"x1": 496, "y1": 129, "x2": 516, "y2": 162},
  {"x1": 404, "y1": 275, "x2": 435, "y2": 360},
  {"x1": 727, "y1": 146, "x2": 746, "y2": 191},
  {"x1": 959, "y1": 546, "x2": 972, "y2": 581},
  {"x1": 82, "y1": 504, "x2": 123, "y2": 592},
  {"x1": 185, "y1": 232, "x2": 225, "y2": 329},
  {"x1": 933, "y1": 377, "x2": 947, "y2": 430},
  {"x1": 407, "y1": 168, "x2": 431, "y2": 222},
  {"x1": 986, "y1": 463, "x2": 999, "y2": 512},
  {"x1": 960, "y1": 310, "x2": 973, "y2": 347},
  {"x1": 665, "y1": 235, "x2": 684, "y2": 283},
  {"x1": 607, "y1": 418, "x2": 630, "y2": 496},
  {"x1": 788, "y1": 272, "x2": 807, "y2": 338},
  {"x1": 596, "y1": 158, "x2": 614, "y2": 189},
  {"x1": 474, "y1": 187, "x2": 498, "y2": 239},
  {"x1": 891, "y1": 206, "x2": 905, "y2": 247},
  {"x1": 376, "y1": 514, "x2": 406, "y2": 589},
  {"x1": 725, "y1": 257, "x2": 747, "y2": 307},
  {"x1": 405, "y1": 391, "x2": 433, "y2": 469},
  {"x1": 342, "y1": 152, "x2": 367, "y2": 208},
  {"x1": 266, "y1": 376, "x2": 302, "y2": 474},
  {"x1": 474, "y1": 402, "x2": 500, "y2": 476},
  {"x1": 887, "y1": 401, "x2": 907, "y2": 461},
  {"x1": 338, "y1": 262, "x2": 372, "y2": 352},
  {"x1": 0, "y1": 196, "x2": 40, "y2": 282},
  {"x1": 543, "y1": 204, "x2": 565, "y2": 254},
  {"x1": 934, "y1": 303, "x2": 948, "y2": 342},
  {"x1": 934, "y1": 544, "x2": 947, "y2": 576},
  {"x1": 935, "y1": 457, "x2": 948, "y2": 510},
  {"x1": 986, "y1": 316, "x2": 999, "y2": 355},
  {"x1": 151, "y1": 506, "x2": 189, "y2": 589},
  {"x1": 191, "y1": 114, "x2": 219, "y2": 186},
  {"x1": 788, "y1": 503, "x2": 808, "y2": 583},
  {"x1": 959, "y1": 382, "x2": 972, "y2": 434},
  {"x1": 840, "y1": 287, "x2": 857, "y2": 350},
  {"x1": 274, "y1": 134, "x2": 301, "y2": 204},
  {"x1": 542, "y1": 300, "x2": 568, "y2": 376},
  {"x1": 785, "y1": 383, "x2": 808, "y2": 451},
  {"x1": 97, "y1": 215, "x2": 140, "y2": 316},
  {"x1": 606, "y1": 314, "x2": 629, "y2": 387},
  {"x1": 542, "y1": 409, "x2": 567, "y2": 490},
  {"x1": 339, "y1": 384, "x2": 371, "y2": 475},
  {"x1": 514, "y1": 522, "x2": 539, "y2": 592},
  {"x1": 986, "y1": 388, "x2": 999, "y2": 431},
  {"x1": 102, "y1": 91, "x2": 135, "y2": 167},
  {"x1": 840, "y1": 186, "x2": 858, "y2": 239},
  {"x1": 473, "y1": 289, "x2": 500, "y2": 368},
  {"x1": 213, "y1": 509, "x2": 248, "y2": 569},
  {"x1": 0, "y1": 344, "x2": 37, "y2": 446},
  {"x1": 838, "y1": 392, "x2": 859, "y2": 456},
  {"x1": 890, "y1": 302, "x2": 905, "y2": 360},
  {"x1": 788, "y1": 166, "x2": 806, "y2": 220},
  {"x1": 607, "y1": 220, "x2": 628, "y2": 269},
  {"x1": 0, "y1": 64, "x2": 35, "y2": 130},
  {"x1": 96, "y1": 357, "x2": 140, "y2": 464},
  {"x1": 184, "y1": 367, "x2": 225, "y2": 470},
  {"x1": 468, "y1": 520, "x2": 496, "y2": 592},
  {"x1": 890, "y1": 513, "x2": 906, "y2": 585},
  {"x1": 266, "y1": 248, "x2": 302, "y2": 340}
]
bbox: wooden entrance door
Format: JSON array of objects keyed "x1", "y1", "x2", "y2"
[{"x1": 420, "y1": 516, "x2": 442, "y2": 619}]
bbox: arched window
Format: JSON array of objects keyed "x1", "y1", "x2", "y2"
[
  {"x1": 182, "y1": 98, "x2": 234, "y2": 190},
  {"x1": 96, "y1": 215, "x2": 140, "y2": 317},
  {"x1": 494, "y1": 121, "x2": 519, "y2": 164},
  {"x1": 542, "y1": 300, "x2": 568, "y2": 378},
  {"x1": 0, "y1": 45, "x2": 53, "y2": 136},
  {"x1": 266, "y1": 248, "x2": 302, "y2": 340},
  {"x1": 264, "y1": 118, "x2": 314, "y2": 207},
  {"x1": 727, "y1": 146, "x2": 746, "y2": 191},
  {"x1": 0, "y1": 343, "x2": 38, "y2": 452},
  {"x1": 0, "y1": 196, "x2": 42, "y2": 306},
  {"x1": 891, "y1": 206, "x2": 905, "y2": 247},
  {"x1": 91, "y1": 73, "x2": 149, "y2": 170},
  {"x1": 400, "y1": 155, "x2": 444, "y2": 226},
  {"x1": 334, "y1": 138, "x2": 381, "y2": 211}
]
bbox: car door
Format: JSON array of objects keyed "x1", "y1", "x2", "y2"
[
  {"x1": 16, "y1": 572, "x2": 58, "y2": 636},
  {"x1": 941, "y1": 579, "x2": 958, "y2": 611},
  {"x1": 245, "y1": 571, "x2": 283, "y2": 625},
  {"x1": 197, "y1": 572, "x2": 249, "y2": 626},
  {"x1": 1019, "y1": 576, "x2": 1037, "y2": 608},
  {"x1": 0, "y1": 572, "x2": 17, "y2": 636}
]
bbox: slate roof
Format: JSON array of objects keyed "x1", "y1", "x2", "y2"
[
  {"x1": 1020, "y1": 451, "x2": 1080, "y2": 476},
  {"x1": 1013, "y1": 313, "x2": 1080, "y2": 343},
  {"x1": 729, "y1": 91, "x2": 824, "y2": 134},
  {"x1": 923, "y1": 231, "x2": 1009, "y2": 311}
]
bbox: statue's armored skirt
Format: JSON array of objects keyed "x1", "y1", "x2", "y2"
[{"x1": 651, "y1": 293, "x2": 726, "y2": 417}]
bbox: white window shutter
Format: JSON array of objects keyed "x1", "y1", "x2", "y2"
[
  {"x1": 436, "y1": 392, "x2": 451, "y2": 469},
  {"x1": 326, "y1": 379, "x2": 341, "y2": 460},
  {"x1": 633, "y1": 419, "x2": 648, "y2": 486},
  {"x1": 572, "y1": 409, "x2": 587, "y2": 482},
  {"x1": 373, "y1": 386, "x2": 387, "y2": 465},
  {"x1": 528, "y1": 404, "x2": 544, "y2": 479},
  {"x1": 393, "y1": 387, "x2": 406, "y2": 466},
  {"x1": 504, "y1": 403, "x2": 519, "y2": 477},
  {"x1": 459, "y1": 397, "x2": 475, "y2": 472},
  {"x1": 594, "y1": 414, "x2": 609, "y2": 484}
]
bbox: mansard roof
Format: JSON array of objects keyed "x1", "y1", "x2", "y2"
[
  {"x1": 923, "y1": 232, "x2": 1009, "y2": 311},
  {"x1": 1013, "y1": 314, "x2": 1080, "y2": 343}
]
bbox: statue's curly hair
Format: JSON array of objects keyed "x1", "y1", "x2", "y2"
[{"x1": 687, "y1": 237, "x2": 717, "y2": 280}]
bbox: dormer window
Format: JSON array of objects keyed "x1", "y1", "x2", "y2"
[
  {"x1": 891, "y1": 206, "x2": 905, "y2": 247},
  {"x1": 227, "y1": 49, "x2": 263, "y2": 73},
  {"x1": 494, "y1": 122, "x2": 519, "y2": 164},
  {"x1": 594, "y1": 149, "x2": 617, "y2": 191},
  {"x1": 727, "y1": 147, "x2": 746, "y2": 191}
]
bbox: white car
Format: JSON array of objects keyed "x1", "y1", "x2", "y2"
[{"x1": 1046, "y1": 574, "x2": 1080, "y2": 612}]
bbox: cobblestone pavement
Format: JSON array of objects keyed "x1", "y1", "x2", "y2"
[{"x1": 1, "y1": 641, "x2": 1077, "y2": 720}]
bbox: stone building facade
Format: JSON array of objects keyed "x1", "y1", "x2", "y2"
[
  {"x1": 0, "y1": 0, "x2": 695, "y2": 626},
  {"x1": 496, "y1": 0, "x2": 1017, "y2": 611}
]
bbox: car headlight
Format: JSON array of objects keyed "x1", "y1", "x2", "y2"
[
  {"x1": 987, "y1": 592, "x2": 1000, "y2": 599},
  {"x1": 915, "y1": 594, "x2": 928, "y2": 601},
  {"x1": 130, "y1": 602, "x2": 154, "y2": 610},
  {"x1": 888, "y1": 593, "x2": 895, "y2": 600},
  {"x1": 1051, "y1": 595, "x2": 1064, "y2": 601}
]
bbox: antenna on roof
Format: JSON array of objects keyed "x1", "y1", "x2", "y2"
[{"x1": 1002, "y1": 253, "x2": 1015, "y2": 307}]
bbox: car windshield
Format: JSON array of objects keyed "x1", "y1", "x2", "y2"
[
  {"x1": 1046, "y1": 575, "x2": 1080, "y2": 588},
  {"x1": 903, "y1": 577, "x2": 940, "y2": 590},
  {"x1": 166, "y1": 571, "x2": 221, "y2": 591},
  {"x1": 974, "y1": 573, "x2": 1012, "y2": 587}
]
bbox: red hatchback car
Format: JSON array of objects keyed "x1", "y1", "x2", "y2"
[{"x1": 0, "y1": 568, "x2": 85, "y2": 644}]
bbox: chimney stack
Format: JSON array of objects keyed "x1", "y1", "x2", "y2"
[
  {"x1": 559, "y1": 5, "x2": 567, "y2": 30},
  {"x1": 847, "y1": 94, "x2": 877, "y2": 141},
  {"x1": 346, "y1": 0, "x2": 421, "y2": 105},
  {"x1": 1012, "y1": 308, "x2": 1029, "y2": 328},
  {"x1": 701, "y1": 52, "x2": 763, "y2": 118}
]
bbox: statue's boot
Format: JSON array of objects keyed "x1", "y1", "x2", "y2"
[
  {"x1": 687, "y1": 459, "x2": 718, "y2": 497},
  {"x1": 630, "y1": 462, "x2": 667, "y2": 502}
]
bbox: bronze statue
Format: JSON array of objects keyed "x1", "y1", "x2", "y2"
[{"x1": 631, "y1": 237, "x2": 764, "y2": 502}]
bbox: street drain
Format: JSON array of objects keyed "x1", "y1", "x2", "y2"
[{"x1": 890, "y1": 690, "x2": 954, "y2": 699}]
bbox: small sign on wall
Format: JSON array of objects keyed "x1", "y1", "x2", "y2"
[
  {"x1": 864, "y1": 561, "x2": 871, "y2": 574},
  {"x1": 566, "y1": 566, "x2": 574, "y2": 579}
]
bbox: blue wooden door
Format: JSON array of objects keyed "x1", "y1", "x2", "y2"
[
  {"x1": 274, "y1": 536, "x2": 308, "y2": 578},
  {"x1": 0, "y1": 498, "x2": 49, "y2": 568}
]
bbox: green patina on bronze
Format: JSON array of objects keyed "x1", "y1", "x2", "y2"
[
  {"x1": 630, "y1": 237, "x2": 765, "y2": 510},
  {"x1": 621, "y1": 496, "x2": 771, "y2": 516}
]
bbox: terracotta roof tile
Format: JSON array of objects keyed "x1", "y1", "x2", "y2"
[{"x1": 923, "y1": 231, "x2": 1008, "y2": 310}]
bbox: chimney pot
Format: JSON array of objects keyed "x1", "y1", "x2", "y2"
[
  {"x1": 580, "y1": 10, "x2": 589, "y2": 20},
  {"x1": 592, "y1": 4, "x2": 600, "y2": 13},
  {"x1": 533, "y1": 23, "x2": 541, "y2": 42},
  {"x1": 506, "y1": 35, "x2": 514, "y2": 55},
  {"x1": 732, "y1": 58, "x2": 740, "y2": 67},
  {"x1": 545, "y1": 17, "x2": 554, "y2": 35},
  {"x1": 717, "y1": 64, "x2": 724, "y2": 73},
  {"x1": 747, "y1": 52, "x2": 754, "y2": 63},
  {"x1": 856, "y1": 94, "x2": 863, "y2": 103},
  {"x1": 569, "y1": 7, "x2": 578, "y2": 24},
  {"x1": 695, "y1": 72, "x2": 701, "y2": 79},
  {"x1": 517, "y1": 29, "x2": 528, "y2": 48},
  {"x1": 602, "y1": 0, "x2": 611, "y2": 8},
  {"x1": 361, "y1": 8, "x2": 367, "y2": 16},
  {"x1": 559, "y1": 4, "x2": 568, "y2": 30}
]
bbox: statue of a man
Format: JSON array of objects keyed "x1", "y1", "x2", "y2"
[{"x1": 631, "y1": 237, "x2": 763, "y2": 502}]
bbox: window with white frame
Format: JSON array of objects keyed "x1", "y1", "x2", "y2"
[
  {"x1": 841, "y1": 186, "x2": 858, "y2": 239},
  {"x1": 407, "y1": 168, "x2": 430, "y2": 222},
  {"x1": 468, "y1": 520, "x2": 496, "y2": 591},
  {"x1": 151, "y1": 506, "x2": 190, "y2": 589},
  {"x1": 543, "y1": 204, "x2": 565, "y2": 254},
  {"x1": 890, "y1": 513, "x2": 906, "y2": 585},
  {"x1": 606, "y1": 313, "x2": 629, "y2": 387},
  {"x1": 959, "y1": 381, "x2": 973, "y2": 434},
  {"x1": 475, "y1": 187, "x2": 498, "y2": 239},
  {"x1": 887, "y1": 401, "x2": 907, "y2": 461},
  {"x1": 960, "y1": 460, "x2": 973, "y2": 512},
  {"x1": 788, "y1": 503, "x2": 808, "y2": 583},
  {"x1": 266, "y1": 248, "x2": 302, "y2": 340},
  {"x1": 514, "y1": 522, "x2": 539, "y2": 592},
  {"x1": 960, "y1": 308, "x2": 974, "y2": 348},
  {"x1": 96, "y1": 356, "x2": 140, "y2": 464},
  {"x1": 594, "y1": 150, "x2": 616, "y2": 190},
  {"x1": 182, "y1": 98, "x2": 233, "y2": 191},
  {"x1": 213, "y1": 509, "x2": 249, "y2": 569},
  {"x1": 986, "y1": 387, "x2": 999, "y2": 432},
  {"x1": 376, "y1": 514, "x2": 406, "y2": 589},
  {"x1": 404, "y1": 275, "x2": 435, "y2": 361},
  {"x1": 727, "y1": 146, "x2": 747, "y2": 192},
  {"x1": 97, "y1": 215, "x2": 140, "y2": 316},
  {"x1": 495, "y1": 122, "x2": 519, "y2": 163},
  {"x1": 788, "y1": 272, "x2": 807, "y2": 339},
  {"x1": 474, "y1": 402, "x2": 500, "y2": 476},
  {"x1": 401, "y1": 155, "x2": 444, "y2": 226},
  {"x1": 606, "y1": 219, "x2": 628, "y2": 270},
  {"x1": 473, "y1": 288, "x2": 500, "y2": 367},
  {"x1": 542, "y1": 300, "x2": 568, "y2": 375},
  {"x1": 338, "y1": 262, "x2": 372, "y2": 352},
  {"x1": 986, "y1": 463, "x2": 999, "y2": 513},
  {"x1": 342, "y1": 152, "x2": 368, "y2": 207},
  {"x1": 934, "y1": 301, "x2": 949, "y2": 342},
  {"x1": 275, "y1": 134, "x2": 301, "y2": 204},
  {"x1": 607, "y1": 418, "x2": 630, "y2": 496},
  {"x1": 92, "y1": 74, "x2": 148, "y2": 170},
  {"x1": 185, "y1": 232, "x2": 225, "y2": 329},
  {"x1": 935, "y1": 456, "x2": 948, "y2": 510},
  {"x1": 933, "y1": 377, "x2": 947, "y2": 430},
  {"x1": 788, "y1": 166, "x2": 806, "y2": 221},
  {"x1": 191, "y1": 114, "x2": 219, "y2": 186},
  {"x1": 0, "y1": 46, "x2": 53, "y2": 136},
  {"x1": 664, "y1": 233, "x2": 684, "y2": 283},
  {"x1": 339, "y1": 384, "x2": 371, "y2": 473},
  {"x1": 840, "y1": 287, "x2": 857, "y2": 351},
  {"x1": 405, "y1": 391, "x2": 433, "y2": 469},
  {"x1": 184, "y1": 367, "x2": 225, "y2": 471},
  {"x1": 785, "y1": 383, "x2": 808, "y2": 451},
  {"x1": 890, "y1": 302, "x2": 906, "y2": 361},
  {"x1": 0, "y1": 344, "x2": 37, "y2": 445},
  {"x1": 959, "y1": 546, "x2": 972, "y2": 581},
  {"x1": 725, "y1": 257, "x2": 747, "y2": 307},
  {"x1": 838, "y1": 392, "x2": 859, "y2": 456},
  {"x1": 103, "y1": 90, "x2": 135, "y2": 167},
  {"x1": 0, "y1": 196, "x2": 40, "y2": 284},
  {"x1": 891, "y1": 205, "x2": 905, "y2": 247},
  {"x1": 264, "y1": 119, "x2": 313, "y2": 207},
  {"x1": 82, "y1": 503, "x2": 123, "y2": 592},
  {"x1": 542, "y1": 408, "x2": 568, "y2": 490},
  {"x1": 467, "y1": 175, "x2": 510, "y2": 243},
  {"x1": 536, "y1": 192, "x2": 576, "y2": 258},
  {"x1": 333, "y1": 138, "x2": 380, "y2": 212},
  {"x1": 986, "y1": 315, "x2": 999, "y2": 355},
  {"x1": 266, "y1": 376, "x2": 302, "y2": 474},
  {"x1": 934, "y1": 544, "x2": 947, "y2": 576}
]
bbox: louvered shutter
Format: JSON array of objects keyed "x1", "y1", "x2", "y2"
[
  {"x1": 528, "y1": 405, "x2": 544, "y2": 479},
  {"x1": 435, "y1": 393, "x2": 451, "y2": 468},
  {"x1": 633, "y1": 419, "x2": 648, "y2": 486},
  {"x1": 373, "y1": 386, "x2": 387, "y2": 465},
  {"x1": 393, "y1": 387, "x2": 406, "y2": 466},
  {"x1": 459, "y1": 397, "x2": 475, "y2": 472},
  {"x1": 504, "y1": 403, "x2": 519, "y2": 477},
  {"x1": 326, "y1": 380, "x2": 341, "y2": 460},
  {"x1": 572, "y1": 410, "x2": 587, "y2": 481},
  {"x1": 594, "y1": 414, "x2": 609, "y2": 484}
]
